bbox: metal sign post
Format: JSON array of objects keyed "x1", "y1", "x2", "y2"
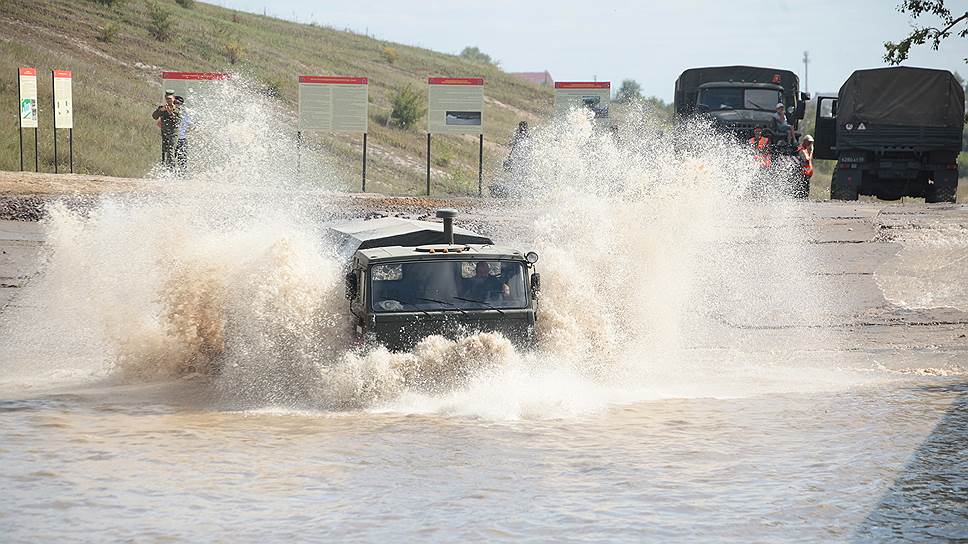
[
  {"x1": 427, "y1": 77, "x2": 485, "y2": 197},
  {"x1": 52, "y1": 69, "x2": 74, "y2": 174},
  {"x1": 296, "y1": 75, "x2": 369, "y2": 190},
  {"x1": 51, "y1": 71, "x2": 58, "y2": 173},
  {"x1": 69, "y1": 128, "x2": 74, "y2": 173},
  {"x1": 362, "y1": 133, "x2": 367, "y2": 192},
  {"x1": 17, "y1": 69, "x2": 23, "y2": 171},
  {"x1": 17, "y1": 67, "x2": 40, "y2": 171}
]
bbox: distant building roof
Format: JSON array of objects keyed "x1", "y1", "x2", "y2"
[{"x1": 511, "y1": 71, "x2": 554, "y2": 86}]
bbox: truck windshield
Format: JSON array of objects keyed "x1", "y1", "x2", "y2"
[
  {"x1": 370, "y1": 260, "x2": 528, "y2": 313},
  {"x1": 699, "y1": 88, "x2": 782, "y2": 111}
]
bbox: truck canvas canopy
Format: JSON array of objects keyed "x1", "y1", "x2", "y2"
[{"x1": 837, "y1": 67, "x2": 965, "y2": 128}]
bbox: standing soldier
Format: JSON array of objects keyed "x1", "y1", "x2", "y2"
[
  {"x1": 503, "y1": 121, "x2": 530, "y2": 172},
  {"x1": 173, "y1": 96, "x2": 191, "y2": 174},
  {"x1": 152, "y1": 90, "x2": 181, "y2": 170}
]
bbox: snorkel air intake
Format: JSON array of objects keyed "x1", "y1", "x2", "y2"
[{"x1": 437, "y1": 208, "x2": 457, "y2": 245}]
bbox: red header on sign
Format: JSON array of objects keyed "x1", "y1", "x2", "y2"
[
  {"x1": 19, "y1": 67, "x2": 37, "y2": 77},
  {"x1": 162, "y1": 71, "x2": 230, "y2": 81},
  {"x1": 555, "y1": 81, "x2": 610, "y2": 89},
  {"x1": 428, "y1": 77, "x2": 484, "y2": 86},
  {"x1": 298, "y1": 76, "x2": 368, "y2": 85},
  {"x1": 53, "y1": 70, "x2": 72, "y2": 79}
]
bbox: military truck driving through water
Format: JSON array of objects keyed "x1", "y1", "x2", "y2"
[
  {"x1": 329, "y1": 210, "x2": 541, "y2": 351},
  {"x1": 813, "y1": 67, "x2": 964, "y2": 203},
  {"x1": 675, "y1": 65, "x2": 809, "y2": 143}
]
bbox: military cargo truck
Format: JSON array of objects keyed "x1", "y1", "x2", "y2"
[
  {"x1": 330, "y1": 209, "x2": 541, "y2": 351},
  {"x1": 814, "y1": 67, "x2": 964, "y2": 203},
  {"x1": 675, "y1": 65, "x2": 810, "y2": 142}
]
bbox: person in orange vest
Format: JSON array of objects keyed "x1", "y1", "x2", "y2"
[
  {"x1": 797, "y1": 135, "x2": 814, "y2": 177},
  {"x1": 795, "y1": 134, "x2": 815, "y2": 198},
  {"x1": 748, "y1": 126, "x2": 771, "y2": 168}
]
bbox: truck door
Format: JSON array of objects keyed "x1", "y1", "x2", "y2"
[{"x1": 813, "y1": 96, "x2": 838, "y2": 160}]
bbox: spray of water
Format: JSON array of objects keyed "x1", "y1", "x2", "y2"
[{"x1": 0, "y1": 81, "x2": 866, "y2": 417}]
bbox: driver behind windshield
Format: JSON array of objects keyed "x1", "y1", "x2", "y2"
[{"x1": 463, "y1": 262, "x2": 510, "y2": 301}]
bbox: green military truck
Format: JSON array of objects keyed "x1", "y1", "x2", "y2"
[
  {"x1": 813, "y1": 66, "x2": 964, "y2": 203},
  {"x1": 330, "y1": 210, "x2": 541, "y2": 351},
  {"x1": 675, "y1": 65, "x2": 809, "y2": 143}
]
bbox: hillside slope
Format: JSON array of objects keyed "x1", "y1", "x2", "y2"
[{"x1": 0, "y1": 0, "x2": 553, "y2": 194}]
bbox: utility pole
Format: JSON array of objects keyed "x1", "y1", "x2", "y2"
[{"x1": 803, "y1": 51, "x2": 810, "y2": 94}]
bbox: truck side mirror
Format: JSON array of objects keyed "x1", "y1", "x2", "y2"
[
  {"x1": 794, "y1": 101, "x2": 806, "y2": 120},
  {"x1": 530, "y1": 272, "x2": 541, "y2": 296},
  {"x1": 800, "y1": 91, "x2": 811, "y2": 101},
  {"x1": 345, "y1": 272, "x2": 358, "y2": 300}
]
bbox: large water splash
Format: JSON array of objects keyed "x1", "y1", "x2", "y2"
[{"x1": 0, "y1": 84, "x2": 858, "y2": 417}]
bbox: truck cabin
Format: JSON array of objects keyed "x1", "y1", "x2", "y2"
[
  {"x1": 332, "y1": 210, "x2": 541, "y2": 351},
  {"x1": 368, "y1": 255, "x2": 530, "y2": 313},
  {"x1": 696, "y1": 82, "x2": 785, "y2": 113},
  {"x1": 694, "y1": 82, "x2": 802, "y2": 144}
]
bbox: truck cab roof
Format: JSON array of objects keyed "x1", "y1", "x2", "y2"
[
  {"x1": 357, "y1": 244, "x2": 528, "y2": 265},
  {"x1": 327, "y1": 216, "x2": 494, "y2": 258},
  {"x1": 697, "y1": 82, "x2": 783, "y2": 90}
]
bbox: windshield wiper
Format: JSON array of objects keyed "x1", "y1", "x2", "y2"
[
  {"x1": 397, "y1": 300, "x2": 433, "y2": 318},
  {"x1": 452, "y1": 296, "x2": 506, "y2": 315},
  {"x1": 747, "y1": 100, "x2": 772, "y2": 111},
  {"x1": 416, "y1": 297, "x2": 469, "y2": 316}
]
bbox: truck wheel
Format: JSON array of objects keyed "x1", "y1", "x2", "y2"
[
  {"x1": 830, "y1": 169, "x2": 859, "y2": 201},
  {"x1": 925, "y1": 171, "x2": 957, "y2": 204}
]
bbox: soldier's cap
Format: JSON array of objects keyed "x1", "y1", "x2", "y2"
[
  {"x1": 775, "y1": 102, "x2": 785, "y2": 109},
  {"x1": 164, "y1": 90, "x2": 175, "y2": 96}
]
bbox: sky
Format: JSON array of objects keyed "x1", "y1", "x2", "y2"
[{"x1": 213, "y1": 0, "x2": 967, "y2": 100}]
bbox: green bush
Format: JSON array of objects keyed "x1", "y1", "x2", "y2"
[
  {"x1": 225, "y1": 41, "x2": 244, "y2": 64},
  {"x1": 381, "y1": 46, "x2": 399, "y2": 64},
  {"x1": 175, "y1": 0, "x2": 195, "y2": 8},
  {"x1": 146, "y1": 1, "x2": 173, "y2": 41},
  {"x1": 459, "y1": 46, "x2": 497, "y2": 66},
  {"x1": 89, "y1": 0, "x2": 125, "y2": 6},
  {"x1": 96, "y1": 22, "x2": 119, "y2": 43},
  {"x1": 389, "y1": 84, "x2": 425, "y2": 130}
]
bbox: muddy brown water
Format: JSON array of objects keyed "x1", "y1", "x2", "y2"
[{"x1": 1, "y1": 201, "x2": 966, "y2": 542}]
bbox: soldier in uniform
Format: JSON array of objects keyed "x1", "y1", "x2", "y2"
[{"x1": 152, "y1": 90, "x2": 182, "y2": 170}]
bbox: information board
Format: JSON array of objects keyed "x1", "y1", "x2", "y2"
[
  {"x1": 53, "y1": 70, "x2": 73, "y2": 129},
  {"x1": 427, "y1": 77, "x2": 484, "y2": 135},
  {"x1": 297, "y1": 76, "x2": 368, "y2": 133},
  {"x1": 18, "y1": 67, "x2": 38, "y2": 129},
  {"x1": 554, "y1": 81, "x2": 611, "y2": 119},
  {"x1": 161, "y1": 71, "x2": 229, "y2": 101}
]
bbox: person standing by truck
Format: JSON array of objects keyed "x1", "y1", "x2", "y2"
[
  {"x1": 152, "y1": 91, "x2": 182, "y2": 171},
  {"x1": 749, "y1": 126, "x2": 771, "y2": 168},
  {"x1": 795, "y1": 135, "x2": 814, "y2": 198}
]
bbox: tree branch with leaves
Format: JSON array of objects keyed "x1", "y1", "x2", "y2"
[{"x1": 884, "y1": 0, "x2": 967, "y2": 64}]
